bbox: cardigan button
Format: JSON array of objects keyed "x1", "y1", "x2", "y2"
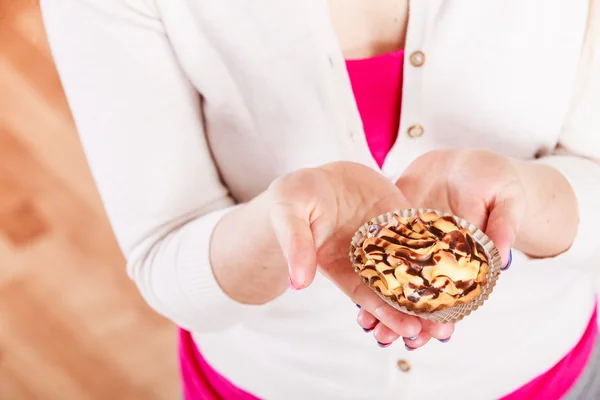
[
  {"x1": 407, "y1": 124, "x2": 424, "y2": 138},
  {"x1": 397, "y1": 359, "x2": 411, "y2": 372},
  {"x1": 409, "y1": 51, "x2": 426, "y2": 67}
]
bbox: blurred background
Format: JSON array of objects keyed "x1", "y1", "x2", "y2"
[{"x1": 0, "y1": 0, "x2": 179, "y2": 398}]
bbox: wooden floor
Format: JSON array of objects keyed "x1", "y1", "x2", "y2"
[{"x1": 0, "y1": 1, "x2": 179, "y2": 399}]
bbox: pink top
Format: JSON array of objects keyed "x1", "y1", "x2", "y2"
[
  {"x1": 178, "y1": 50, "x2": 597, "y2": 400},
  {"x1": 346, "y1": 50, "x2": 404, "y2": 167}
]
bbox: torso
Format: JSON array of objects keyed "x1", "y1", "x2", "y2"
[{"x1": 152, "y1": 1, "x2": 595, "y2": 398}]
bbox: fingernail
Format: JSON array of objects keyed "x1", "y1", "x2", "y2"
[
  {"x1": 438, "y1": 337, "x2": 451, "y2": 343},
  {"x1": 502, "y1": 250, "x2": 513, "y2": 271},
  {"x1": 405, "y1": 344, "x2": 416, "y2": 351},
  {"x1": 362, "y1": 322, "x2": 377, "y2": 333},
  {"x1": 288, "y1": 276, "x2": 299, "y2": 290},
  {"x1": 377, "y1": 342, "x2": 391, "y2": 348},
  {"x1": 405, "y1": 336, "x2": 418, "y2": 341},
  {"x1": 356, "y1": 304, "x2": 361, "y2": 309}
]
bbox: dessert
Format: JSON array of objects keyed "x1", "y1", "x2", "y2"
[{"x1": 350, "y1": 211, "x2": 489, "y2": 313}]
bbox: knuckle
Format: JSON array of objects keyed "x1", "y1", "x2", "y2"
[
  {"x1": 268, "y1": 168, "x2": 314, "y2": 200},
  {"x1": 267, "y1": 175, "x2": 289, "y2": 200}
]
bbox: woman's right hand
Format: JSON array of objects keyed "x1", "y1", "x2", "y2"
[{"x1": 267, "y1": 161, "x2": 454, "y2": 346}]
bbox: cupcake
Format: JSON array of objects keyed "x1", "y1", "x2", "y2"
[{"x1": 350, "y1": 209, "x2": 501, "y2": 322}]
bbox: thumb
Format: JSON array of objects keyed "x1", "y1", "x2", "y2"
[
  {"x1": 269, "y1": 200, "x2": 318, "y2": 291},
  {"x1": 485, "y1": 196, "x2": 523, "y2": 268}
]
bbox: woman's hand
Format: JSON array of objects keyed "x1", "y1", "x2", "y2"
[
  {"x1": 353, "y1": 150, "x2": 524, "y2": 350},
  {"x1": 395, "y1": 147, "x2": 579, "y2": 265},
  {"x1": 356, "y1": 148, "x2": 580, "y2": 349},
  {"x1": 267, "y1": 161, "x2": 454, "y2": 345},
  {"x1": 396, "y1": 149, "x2": 526, "y2": 265}
]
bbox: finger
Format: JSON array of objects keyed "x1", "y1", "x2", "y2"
[
  {"x1": 269, "y1": 200, "x2": 317, "y2": 290},
  {"x1": 403, "y1": 331, "x2": 432, "y2": 350},
  {"x1": 419, "y1": 319, "x2": 454, "y2": 341},
  {"x1": 351, "y1": 283, "x2": 421, "y2": 338},
  {"x1": 357, "y1": 308, "x2": 378, "y2": 332},
  {"x1": 455, "y1": 199, "x2": 488, "y2": 234},
  {"x1": 372, "y1": 322, "x2": 401, "y2": 347},
  {"x1": 486, "y1": 195, "x2": 524, "y2": 267}
]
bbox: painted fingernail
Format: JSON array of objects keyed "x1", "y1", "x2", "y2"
[
  {"x1": 405, "y1": 336, "x2": 418, "y2": 341},
  {"x1": 362, "y1": 321, "x2": 377, "y2": 333},
  {"x1": 438, "y1": 337, "x2": 451, "y2": 343},
  {"x1": 502, "y1": 250, "x2": 513, "y2": 271},
  {"x1": 377, "y1": 342, "x2": 391, "y2": 348},
  {"x1": 356, "y1": 304, "x2": 361, "y2": 308},
  {"x1": 405, "y1": 344, "x2": 416, "y2": 351},
  {"x1": 288, "y1": 276, "x2": 299, "y2": 290}
]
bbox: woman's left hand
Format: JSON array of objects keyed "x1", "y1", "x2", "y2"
[
  {"x1": 397, "y1": 149, "x2": 526, "y2": 264},
  {"x1": 356, "y1": 149, "x2": 525, "y2": 349}
]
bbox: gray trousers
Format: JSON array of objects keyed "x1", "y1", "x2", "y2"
[{"x1": 563, "y1": 337, "x2": 600, "y2": 400}]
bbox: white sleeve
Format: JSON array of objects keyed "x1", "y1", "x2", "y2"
[
  {"x1": 535, "y1": 8, "x2": 600, "y2": 262},
  {"x1": 41, "y1": 0, "x2": 256, "y2": 331}
]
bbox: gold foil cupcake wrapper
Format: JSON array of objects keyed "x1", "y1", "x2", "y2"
[{"x1": 349, "y1": 208, "x2": 502, "y2": 323}]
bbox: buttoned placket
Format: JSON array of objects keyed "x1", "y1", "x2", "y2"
[{"x1": 380, "y1": 0, "x2": 435, "y2": 183}]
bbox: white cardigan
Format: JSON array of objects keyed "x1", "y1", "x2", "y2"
[{"x1": 41, "y1": 0, "x2": 600, "y2": 399}]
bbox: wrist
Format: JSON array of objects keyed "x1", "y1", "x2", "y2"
[
  {"x1": 510, "y1": 157, "x2": 532, "y2": 228},
  {"x1": 510, "y1": 158, "x2": 578, "y2": 256},
  {"x1": 246, "y1": 192, "x2": 288, "y2": 267},
  {"x1": 211, "y1": 192, "x2": 288, "y2": 305}
]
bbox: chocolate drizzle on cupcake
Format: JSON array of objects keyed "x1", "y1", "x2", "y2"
[{"x1": 351, "y1": 211, "x2": 490, "y2": 313}]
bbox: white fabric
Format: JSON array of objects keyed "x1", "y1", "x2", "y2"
[{"x1": 41, "y1": 0, "x2": 600, "y2": 399}]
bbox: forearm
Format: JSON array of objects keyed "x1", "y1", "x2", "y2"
[
  {"x1": 513, "y1": 159, "x2": 579, "y2": 257},
  {"x1": 210, "y1": 192, "x2": 288, "y2": 305}
]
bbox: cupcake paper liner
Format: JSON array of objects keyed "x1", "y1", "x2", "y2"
[{"x1": 349, "y1": 208, "x2": 502, "y2": 323}]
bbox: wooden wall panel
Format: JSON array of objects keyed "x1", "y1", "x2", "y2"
[{"x1": 0, "y1": 1, "x2": 179, "y2": 398}]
